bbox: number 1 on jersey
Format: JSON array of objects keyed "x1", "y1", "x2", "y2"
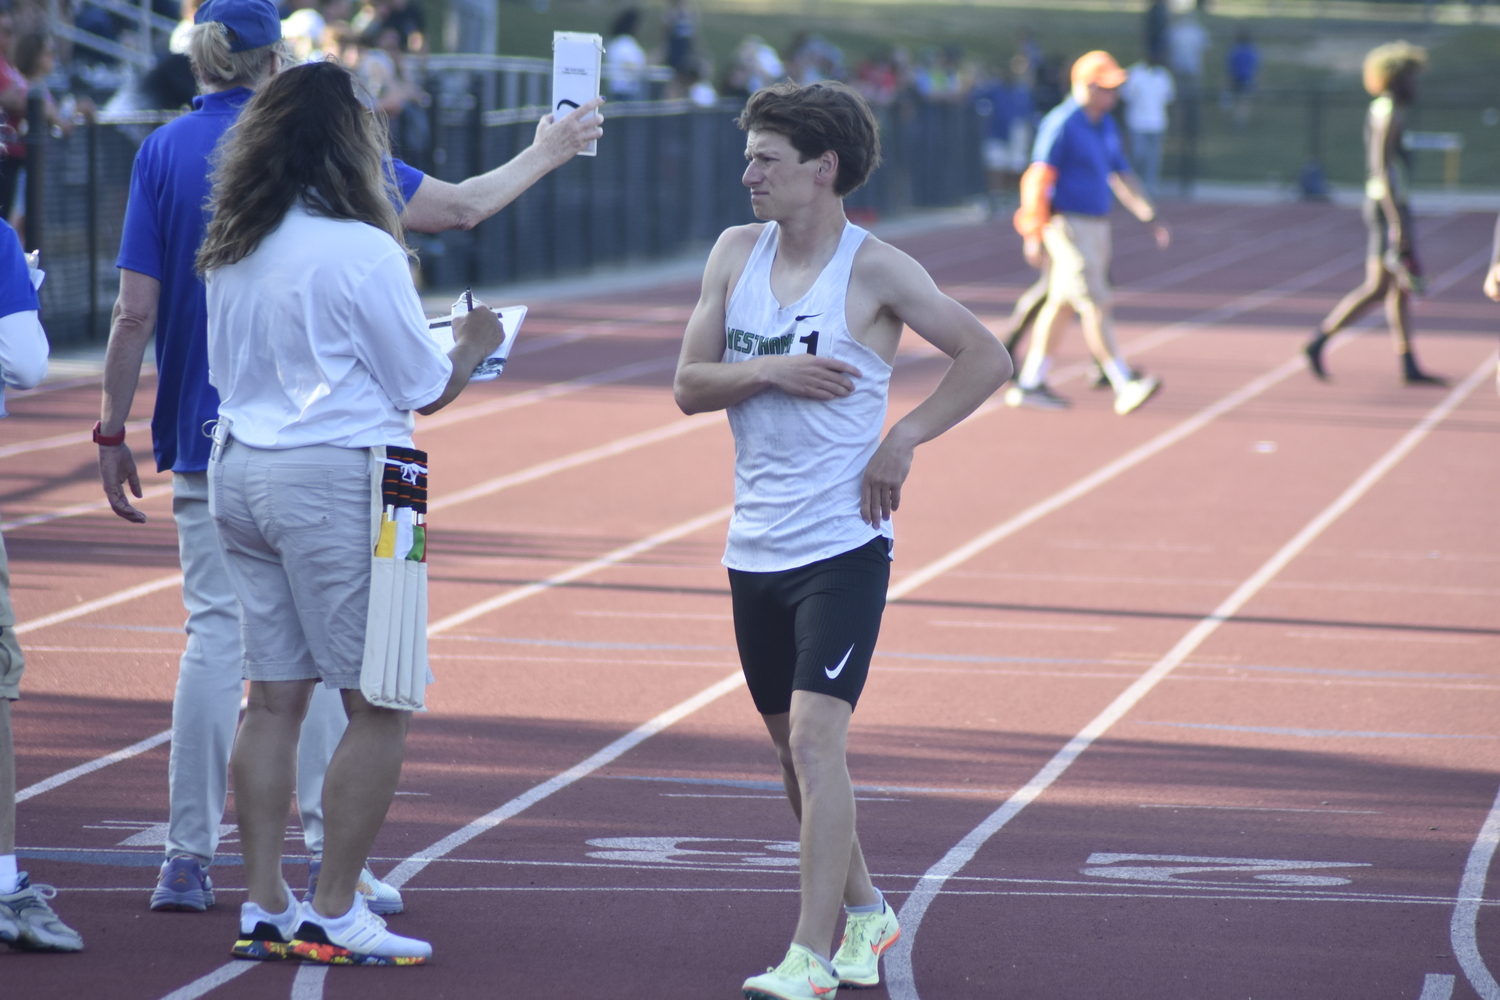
[{"x1": 799, "y1": 330, "x2": 820, "y2": 356}]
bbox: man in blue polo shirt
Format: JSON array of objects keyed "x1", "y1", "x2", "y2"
[
  {"x1": 0, "y1": 220, "x2": 84, "y2": 952},
  {"x1": 1007, "y1": 50, "x2": 1169, "y2": 415},
  {"x1": 94, "y1": 0, "x2": 602, "y2": 915}
]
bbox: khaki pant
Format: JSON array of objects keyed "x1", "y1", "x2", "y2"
[
  {"x1": 0, "y1": 529, "x2": 23, "y2": 701},
  {"x1": 1042, "y1": 213, "x2": 1112, "y2": 311}
]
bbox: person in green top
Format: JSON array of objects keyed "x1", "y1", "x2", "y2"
[{"x1": 1305, "y1": 41, "x2": 1443, "y2": 386}]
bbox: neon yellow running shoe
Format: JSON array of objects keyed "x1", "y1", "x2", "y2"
[
  {"x1": 833, "y1": 902, "x2": 901, "y2": 988},
  {"x1": 742, "y1": 943, "x2": 840, "y2": 1000}
]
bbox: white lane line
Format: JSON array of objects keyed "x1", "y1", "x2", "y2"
[
  {"x1": 1, "y1": 484, "x2": 175, "y2": 533},
  {"x1": 426, "y1": 504, "x2": 733, "y2": 634},
  {"x1": 1422, "y1": 974, "x2": 1458, "y2": 1000},
  {"x1": 1452, "y1": 779, "x2": 1500, "y2": 1000},
  {"x1": 381, "y1": 670, "x2": 745, "y2": 889},
  {"x1": 14, "y1": 728, "x2": 172, "y2": 803},
  {"x1": 429, "y1": 412, "x2": 725, "y2": 512},
  {"x1": 13, "y1": 572, "x2": 183, "y2": 635},
  {"x1": 0, "y1": 419, "x2": 152, "y2": 461},
  {"x1": 155, "y1": 961, "x2": 258, "y2": 1000},
  {"x1": 417, "y1": 355, "x2": 678, "y2": 431},
  {"x1": 885, "y1": 353, "x2": 1497, "y2": 1000},
  {"x1": 289, "y1": 965, "x2": 328, "y2": 1000}
]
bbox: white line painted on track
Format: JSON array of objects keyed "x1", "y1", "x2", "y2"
[
  {"x1": 428, "y1": 413, "x2": 726, "y2": 512},
  {"x1": 885, "y1": 352, "x2": 1498, "y2": 1000},
  {"x1": 289, "y1": 965, "x2": 328, "y2": 1000},
  {"x1": 1453, "y1": 778, "x2": 1500, "y2": 999},
  {"x1": 1422, "y1": 974, "x2": 1458, "y2": 1000},
  {"x1": 426, "y1": 504, "x2": 734, "y2": 634},
  {"x1": 0, "y1": 419, "x2": 152, "y2": 461},
  {"x1": 14, "y1": 572, "x2": 183, "y2": 635},
  {"x1": 0, "y1": 484, "x2": 175, "y2": 533},
  {"x1": 417, "y1": 355, "x2": 678, "y2": 431},
  {"x1": 154, "y1": 961, "x2": 258, "y2": 1000},
  {"x1": 380, "y1": 670, "x2": 746, "y2": 888},
  {"x1": 14, "y1": 728, "x2": 172, "y2": 802}
]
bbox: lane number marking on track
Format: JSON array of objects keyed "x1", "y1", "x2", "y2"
[
  {"x1": 1081, "y1": 852, "x2": 1367, "y2": 887},
  {"x1": 586, "y1": 837, "x2": 799, "y2": 867}
]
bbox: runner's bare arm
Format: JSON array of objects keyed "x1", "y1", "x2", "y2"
[
  {"x1": 674, "y1": 227, "x2": 862, "y2": 414},
  {"x1": 399, "y1": 99, "x2": 604, "y2": 233},
  {"x1": 1367, "y1": 106, "x2": 1408, "y2": 254},
  {"x1": 98, "y1": 269, "x2": 160, "y2": 524},
  {"x1": 1107, "y1": 173, "x2": 1170, "y2": 248},
  {"x1": 849, "y1": 241, "x2": 1012, "y2": 526}
]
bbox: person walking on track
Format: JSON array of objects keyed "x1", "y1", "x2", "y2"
[
  {"x1": 1304, "y1": 42, "x2": 1443, "y2": 386},
  {"x1": 94, "y1": 0, "x2": 600, "y2": 917},
  {"x1": 1484, "y1": 210, "x2": 1500, "y2": 393},
  {"x1": 0, "y1": 220, "x2": 83, "y2": 954},
  {"x1": 1007, "y1": 50, "x2": 1169, "y2": 415},
  {"x1": 198, "y1": 59, "x2": 504, "y2": 966},
  {"x1": 673, "y1": 81, "x2": 1011, "y2": 1000}
]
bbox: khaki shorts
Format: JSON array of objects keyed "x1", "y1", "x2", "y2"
[
  {"x1": 1042, "y1": 213, "x2": 1112, "y2": 310},
  {"x1": 0, "y1": 530, "x2": 22, "y2": 700},
  {"x1": 210, "y1": 439, "x2": 373, "y2": 689}
]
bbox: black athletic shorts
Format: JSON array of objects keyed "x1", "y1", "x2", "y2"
[{"x1": 727, "y1": 536, "x2": 890, "y2": 715}]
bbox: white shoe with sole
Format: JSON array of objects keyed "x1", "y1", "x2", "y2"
[
  {"x1": 743, "y1": 943, "x2": 840, "y2": 1000},
  {"x1": 289, "y1": 895, "x2": 430, "y2": 966},
  {"x1": 833, "y1": 902, "x2": 902, "y2": 987},
  {"x1": 1114, "y1": 374, "x2": 1161, "y2": 415}
]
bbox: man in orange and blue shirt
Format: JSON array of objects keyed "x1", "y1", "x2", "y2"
[{"x1": 1007, "y1": 50, "x2": 1170, "y2": 415}]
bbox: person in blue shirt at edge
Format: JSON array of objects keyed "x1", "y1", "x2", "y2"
[
  {"x1": 1006, "y1": 50, "x2": 1169, "y2": 415},
  {"x1": 0, "y1": 220, "x2": 85, "y2": 953},
  {"x1": 93, "y1": 0, "x2": 603, "y2": 916}
]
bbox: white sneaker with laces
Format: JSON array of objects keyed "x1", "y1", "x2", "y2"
[
  {"x1": 833, "y1": 902, "x2": 902, "y2": 987},
  {"x1": 290, "y1": 894, "x2": 430, "y2": 966},
  {"x1": 232, "y1": 882, "x2": 299, "y2": 961},
  {"x1": 1113, "y1": 374, "x2": 1161, "y2": 415},
  {"x1": 305, "y1": 859, "x2": 404, "y2": 915},
  {"x1": 0, "y1": 874, "x2": 83, "y2": 951},
  {"x1": 742, "y1": 943, "x2": 840, "y2": 1000},
  {"x1": 1005, "y1": 384, "x2": 1071, "y2": 410}
]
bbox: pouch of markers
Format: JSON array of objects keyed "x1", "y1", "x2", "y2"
[{"x1": 358, "y1": 445, "x2": 434, "y2": 711}]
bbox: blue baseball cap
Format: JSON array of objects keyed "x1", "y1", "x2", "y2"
[{"x1": 194, "y1": 0, "x2": 282, "y2": 52}]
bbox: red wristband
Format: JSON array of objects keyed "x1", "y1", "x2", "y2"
[{"x1": 92, "y1": 421, "x2": 126, "y2": 446}]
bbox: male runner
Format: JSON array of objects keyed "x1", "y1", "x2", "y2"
[
  {"x1": 1006, "y1": 50, "x2": 1169, "y2": 414},
  {"x1": 94, "y1": 0, "x2": 601, "y2": 915},
  {"x1": 673, "y1": 81, "x2": 1010, "y2": 999}
]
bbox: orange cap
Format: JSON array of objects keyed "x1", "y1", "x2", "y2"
[{"x1": 1071, "y1": 51, "x2": 1128, "y2": 89}]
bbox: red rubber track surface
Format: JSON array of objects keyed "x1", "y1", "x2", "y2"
[{"x1": 3, "y1": 202, "x2": 1498, "y2": 1000}]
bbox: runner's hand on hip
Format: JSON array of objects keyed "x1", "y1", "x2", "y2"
[
  {"x1": 764, "y1": 354, "x2": 861, "y2": 401},
  {"x1": 99, "y1": 444, "x2": 147, "y2": 523}
]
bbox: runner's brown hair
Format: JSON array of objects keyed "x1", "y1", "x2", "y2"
[
  {"x1": 196, "y1": 60, "x2": 407, "y2": 273},
  {"x1": 736, "y1": 81, "x2": 882, "y2": 197}
]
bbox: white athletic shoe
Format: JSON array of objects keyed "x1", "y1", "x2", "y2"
[
  {"x1": 1005, "y1": 384, "x2": 1071, "y2": 410},
  {"x1": 743, "y1": 943, "x2": 840, "y2": 1000},
  {"x1": 1113, "y1": 374, "x2": 1161, "y2": 415},
  {"x1": 231, "y1": 883, "x2": 299, "y2": 961},
  {"x1": 306, "y1": 858, "x2": 404, "y2": 915},
  {"x1": 833, "y1": 902, "x2": 902, "y2": 987},
  {"x1": 289, "y1": 895, "x2": 430, "y2": 966},
  {"x1": 0, "y1": 874, "x2": 84, "y2": 952}
]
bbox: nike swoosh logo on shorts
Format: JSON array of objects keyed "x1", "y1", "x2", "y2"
[{"x1": 824, "y1": 644, "x2": 855, "y2": 680}]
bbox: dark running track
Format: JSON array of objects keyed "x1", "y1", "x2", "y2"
[{"x1": 3, "y1": 201, "x2": 1499, "y2": 1000}]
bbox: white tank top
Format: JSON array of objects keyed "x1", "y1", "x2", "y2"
[{"x1": 722, "y1": 221, "x2": 893, "y2": 572}]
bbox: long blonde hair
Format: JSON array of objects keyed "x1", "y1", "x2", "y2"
[
  {"x1": 1362, "y1": 41, "x2": 1426, "y2": 98},
  {"x1": 196, "y1": 60, "x2": 408, "y2": 273}
]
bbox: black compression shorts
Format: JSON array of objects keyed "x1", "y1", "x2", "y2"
[{"x1": 727, "y1": 536, "x2": 890, "y2": 715}]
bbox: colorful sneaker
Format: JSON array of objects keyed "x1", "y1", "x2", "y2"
[
  {"x1": 1005, "y1": 384, "x2": 1070, "y2": 410},
  {"x1": 1113, "y1": 374, "x2": 1161, "y2": 415},
  {"x1": 0, "y1": 873, "x2": 84, "y2": 951},
  {"x1": 742, "y1": 943, "x2": 840, "y2": 1000},
  {"x1": 306, "y1": 858, "x2": 404, "y2": 915},
  {"x1": 150, "y1": 855, "x2": 214, "y2": 912},
  {"x1": 289, "y1": 895, "x2": 430, "y2": 966},
  {"x1": 833, "y1": 902, "x2": 902, "y2": 988},
  {"x1": 231, "y1": 884, "x2": 299, "y2": 961}
]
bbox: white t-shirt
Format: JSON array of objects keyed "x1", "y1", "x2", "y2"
[
  {"x1": 1169, "y1": 17, "x2": 1209, "y2": 78},
  {"x1": 605, "y1": 35, "x2": 647, "y2": 99},
  {"x1": 205, "y1": 201, "x2": 451, "y2": 451},
  {"x1": 1120, "y1": 63, "x2": 1175, "y2": 133}
]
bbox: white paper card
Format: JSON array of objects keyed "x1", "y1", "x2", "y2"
[
  {"x1": 427, "y1": 299, "x2": 528, "y2": 382},
  {"x1": 553, "y1": 31, "x2": 603, "y2": 156}
]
